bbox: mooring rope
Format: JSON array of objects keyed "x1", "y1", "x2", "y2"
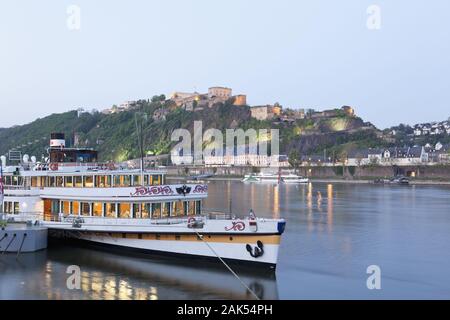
[
  {"x1": 16, "y1": 233, "x2": 27, "y2": 259},
  {"x1": 2, "y1": 233, "x2": 16, "y2": 254},
  {"x1": 193, "y1": 229, "x2": 260, "y2": 300}
]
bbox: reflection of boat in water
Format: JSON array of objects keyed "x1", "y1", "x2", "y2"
[
  {"x1": 374, "y1": 176, "x2": 409, "y2": 185},
  {"x1": 243, "y1": 172, "x2": 309, "y2": 184},
  {"x1": 0, "y1": 244, "x2": 278, "y2": 299},
  {"x1": 48, "y1": 242, "x2": 279, "y2": 300}
]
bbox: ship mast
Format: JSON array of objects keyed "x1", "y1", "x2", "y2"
[
  {"x1": 134, "y1": 110, "x2": 147, "y2": 185},
  {"x1": 0, "y1": 158, "x2": 4, "y2": 216}
]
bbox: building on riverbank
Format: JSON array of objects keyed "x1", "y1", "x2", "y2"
[{"x1": 347, "y1": 146, "x2": 430, "y2": 166}]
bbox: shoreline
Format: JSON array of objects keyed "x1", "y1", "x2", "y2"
[
  {"x1": 310, "y1": 179, "x2": 450, "y2": 186},
  {"x1": 167, "y1": 176, "x2": 450, "y2": 185}
]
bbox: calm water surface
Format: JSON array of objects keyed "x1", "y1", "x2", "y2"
[{"x1": 1, "y1": 181, "x2": 450, "y2": 299}]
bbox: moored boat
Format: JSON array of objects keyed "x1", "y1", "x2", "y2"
[
  {"x1": 374, "y1": 176, "x2": 409, "y2": 185},
  {"x1": 0, "y1": 133, "x2": 285, "y2": 270},
  {"x1": 242, "y1": 172, "x2": 309, "y2": 184}
]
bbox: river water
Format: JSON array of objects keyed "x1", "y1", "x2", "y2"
[{"x1": 1, "y1": 181, "x2": 450, "y2": 299}]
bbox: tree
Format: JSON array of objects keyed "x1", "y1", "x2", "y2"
[
  {"x1": 338, "y1": 150, "x2": 348, "y2": 165},
  {"x1": 288, "y1": 149, "x2": 300, "y2": 173},
  {"x1": 151, "y1": 95, "x2": 166, "y2": 103},
  {"x1": 338, "y1": 150, "x2": 348, "y2": 177}
]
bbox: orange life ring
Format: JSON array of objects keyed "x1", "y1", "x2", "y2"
[{"x1": 49, "y1": 163, "x2": 59, "y2": 171}]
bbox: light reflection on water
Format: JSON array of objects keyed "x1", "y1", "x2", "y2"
[
  {"x1": 204, "y1": 181, "x2": 450, "y2": 299},
  {"x1": 1, "y1": 181, "x2": 450, "y2": 299},
  {"x1": 0, "y1": 241, "x2": 277, "y2": 300}
]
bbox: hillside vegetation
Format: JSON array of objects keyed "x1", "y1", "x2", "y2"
[{"x1": 0, "y1": 98, "x2": 382, "y2": 162}]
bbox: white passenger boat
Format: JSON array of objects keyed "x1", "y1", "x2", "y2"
[
  {"x1": 0, "y1": 133, "x2": 285, "y2": 270},
  {"x1": 281, "y1": 173, "x2": 310, "y2": 184},
  {"x1": 242, "y1": 172, "x2": 309, "y2": 184}
]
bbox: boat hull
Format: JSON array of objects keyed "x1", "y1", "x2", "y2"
[
  {"x1": 282, "y1": 179, "x2": 309, "y2": 184},
  {"x1": 243, "y1": 174, "x2": 309, "y2": 184},
  {"x1": 47, "y1": 227, "x2": 282, "y2": 270},
  {"x1": 50, "y1": 234, "x2": 278, "y2": 270}
]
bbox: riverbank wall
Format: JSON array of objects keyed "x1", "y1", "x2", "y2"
[{"x1": 166, "y1": 164, "x2": 450, "y2": 181}]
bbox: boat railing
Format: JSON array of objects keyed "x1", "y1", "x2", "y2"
[
  {"x1": 4, "y1": 185, "x2": 31, "y2": 190},
  {"x1": 34, "y1": 162, "x2": 124, "y2": 171},
  {"x1": 42, "y1": 214, "x2": 206, "y2": 225},
  {"x1": 4, "y1": 212, "x2": 41, "y2": 222},
  {"x1": 41, "y1": 213, "x2": 237, "y2": 224},
  {"x1": 206, "y1": 211, "x2": 234, "y2": 220}
]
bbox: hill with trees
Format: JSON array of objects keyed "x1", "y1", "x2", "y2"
[{"x1": 0, "y1": 96, "x2": 386, "y2": 163}]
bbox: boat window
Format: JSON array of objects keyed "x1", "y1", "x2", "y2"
[
  {"x1": 152, "y1": 203, "x2": 161, "y2": 219},
  {"x1": 65, "y1": 176, "x2": 73, "y2": 187},
  {"x1": 123, "y1": 175, "x2": 132, "y2": 187},
  {"x1": 22, "y1": 177, "x2": 29, "y2": 188},
  {"x1": 14, "y1": 202, "x2": 20, "y2": 214},
  {"x1": 96, "y1": 175, "x2": 111, "y2": 188},
  {"x1": 132, "y1": 203, "x2": 140, "y2": 218},
  {"x1": 4, "y1": 176, "x2": 11, "y2": 186},
  {"x1": 195, "y1": 200, "x2": 202, "y2": 215},
  {"x1": 105, "y1": 203, "x2": 116, "y2": 218},
  {"x1": 133, "y1": 175, "x2": 141, "y2": 186},
  {"x1": 4, "y1": 201, "x2": 20, "y2": 214},
  {"x1": 162, "y1": 202, "x2": 171, "y2": 217},
  {"x1": 93, "y1": 202, "x2": 103, "y2": 217},
  {"x1": 4, "y1": 202, "x2": 10, "y2": 213},
  {"x1": 56, "y1": 176, "x2": 64, "y2": 187},
  {"x1": 144, "y1": 175, "x2": 150, "y2": 186},
  {"x1": 41, "y1": 176, "x2": 47, "y2": 187},
  {"x1": 3, "y1": 202, "x2": 11, "y2": 213},
  {"x1": 188, "y1": 201, "x2": 196, "y2": 216},
  {"x1": 172, "y1": 201, "x2": 185, "y2": 217},
  {"x1": 118, "y1": 203, "x2": 131, "y2": 218},
  {"x1": 31, "y1": 177, "x2": 38, "y2": 187},
  {"x1": 113, "y1": 175, "x2": 119, "y2": 187},
  {"x1": 105, "y1": 175, "x2": 112, "y2": 187},
  {"x1": 49, "y1": 176, "x2": 56, "y2": 187},
  {"x1": 72, "y1": 201, "x2": 80, "y2": 215},
  {"x1": 80, "y1": 202, "x2": 91, "y2": 216},
  {"x1": 74, "y1": 176, "x2": 83, "y2": 188},
  {"x1": 51, "y1": 200, "x2": 60, "y2": 214},
  {"x1": 151, "y1": 175, "x2": 161, "y2": 186},
  {"x1": 12, "y1": 176, "x2": 23, "y2": 186},
  {"x1": 83, "y1": 176, "x2": 94, "y2": 188},
  {"x1": 95, "y1": 175, "x2": 102, "y2": 187},
  {"x1": 62, "y1": 201, "x2": 71, "y2": 216},
  {"x1": 114, "y1": 175, "x2": 131, "y2": 187},
  {"x1": 141, "y1": 203, "x2": 151, "y2": 219}
]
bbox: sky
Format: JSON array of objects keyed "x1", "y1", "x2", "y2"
[{"x1": 0, "y1": 0, "x2": 449, "y2": 129}]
